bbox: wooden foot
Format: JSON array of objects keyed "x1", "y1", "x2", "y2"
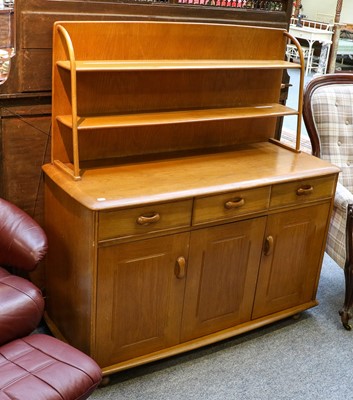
[
  {"x1": 99, "y1": 376, "x2": 111, "y2": 387},
  {"x1": 339, "y1": 309, "x2": 352, "y2": 331}
]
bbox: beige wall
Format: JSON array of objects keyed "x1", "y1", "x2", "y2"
[{"x1": 301, "y1": 0, "x2": 353, "y2": 24}]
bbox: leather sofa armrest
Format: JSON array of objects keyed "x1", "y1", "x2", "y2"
[{"x1": 0, "y1": 198, "x2": 48, "y2": 271}]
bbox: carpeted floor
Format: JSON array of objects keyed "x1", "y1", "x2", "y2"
[{"x1": 91, "y1": 254, "x2": 353, "y2": 400}]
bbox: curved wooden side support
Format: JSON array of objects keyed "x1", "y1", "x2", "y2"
[
  {"x1": 340, "y1": 203, "x2": 353, "y2": 330},
  {"x1": 56, "y1": 24, "x2": 81, "y2": 180},
  {"x1": 284, "y1": 31, "x2": 305, "y2": 152}
]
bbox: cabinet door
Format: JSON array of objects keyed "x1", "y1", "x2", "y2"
[
  {"x1": 95, "y1": 233, "x2": 189, "y2": 367},
  {"x1": 181, "y1": 217, "x2": 267, "y2": 342},
  {"x1": 252, "y1": 202, "x2": 331, "y2": 319}
]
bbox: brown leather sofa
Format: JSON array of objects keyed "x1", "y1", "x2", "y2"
[{"x1": 0, "y1": 198, "x2": 102, "y2": 399}]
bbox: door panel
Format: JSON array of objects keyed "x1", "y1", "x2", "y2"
[
  {"x1": 252, "y1": 203, "x2": 331, "y2": 319},
  {"x1": 181, "y1": 217, "x2": 266, "y2": 341},
  {"x1": 95, "y1": 233, "x2": 189, "y2": 367}
]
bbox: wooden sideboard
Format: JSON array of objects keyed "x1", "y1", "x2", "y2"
[
  {"x1": 1, "y1": 0, "x2": 294, "y2": 289},
  {"x1": 42, "y1": 21, "x2": 339, "y2": 376}
]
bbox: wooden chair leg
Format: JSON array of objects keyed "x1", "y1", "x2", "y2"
[
  {"x1": 340, "y1": 204, "x2": 353, "y2": 330},
  {"x1": 339, "y1": 265, "x2": 353, "y2": 330}
]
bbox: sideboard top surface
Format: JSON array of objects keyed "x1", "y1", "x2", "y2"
[{"x1": 43, "y1": 142, "x2": 340, "y2": 210}]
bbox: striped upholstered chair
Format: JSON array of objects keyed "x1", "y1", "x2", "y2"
[{"x1": 303, "y1": 73, "x2": 353, "y2": 330}]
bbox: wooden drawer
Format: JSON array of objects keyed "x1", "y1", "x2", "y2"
[
  {"x1": 270, "y1": 175, "x2": 336, "y2": 209},
  {"x1": 98, "y1": 200, "x2": 192, "y2": 240},
  {"x1": 192, "y1": 186, "x2": 270, "y2": 225}
]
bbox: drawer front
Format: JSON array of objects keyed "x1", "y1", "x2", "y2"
[
  {"x1": 98, "y1": 200, "x2": 192, "y2": 240},
  {"x1": 270, "y1": 175, "x2": 336, "y2": 209},
  {"x1": 193, "y1": 186, "x2": 270, "y2": 225}
]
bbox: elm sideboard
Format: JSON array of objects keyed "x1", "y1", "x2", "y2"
[{"x1": 42, "y1": 21, "x2": 339, "y2": 376}]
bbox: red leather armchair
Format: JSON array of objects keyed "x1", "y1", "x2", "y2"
[{"x1": 0, "y1": 198, "x2": 102, "y2": 399}]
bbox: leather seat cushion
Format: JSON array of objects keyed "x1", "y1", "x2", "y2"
[
  {"x1": 0, "y1": 334, "x2": 102, "y2": 400},
  {"x1": 0, "y1": 268, "x2": 44, "y2": 346}
]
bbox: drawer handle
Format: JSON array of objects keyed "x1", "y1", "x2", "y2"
[
  {"x1": 264, "y1": 235, "x2": 274, "y2": 256},
  {"x1": 136, "y1": 212, "x2": 160, "y2": 226},
  {"x1": 175, "y1": 256, "x2": 186, "y2": 279},
  {"x1": 296, "y1": 185, "x2": 314, "y2": 196},
  {"x1": 224, "y1": 198, "x2": 245, "y2": 210}
]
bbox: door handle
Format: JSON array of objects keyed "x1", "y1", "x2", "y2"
[
  {"x1": 175, "y1": 256, "x2": 186, "y2": 279},
  {"x1": 296, "y1": 185, "x2": 313, "y2": 196},
  {"x1": 136, "y1": 212, "x2": 160, "y2": 226},
  {"x1": 224, "y1": 198, "x2": 245, "y2": 210},
  {"x1": 264, "y1": 235, "x2": 274, "y2": 256}
]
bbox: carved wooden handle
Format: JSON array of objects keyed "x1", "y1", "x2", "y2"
[
  {"x1": 224, "y1": 198, "x2": 245, "y2": 210},
  {"x1": 175, "y1": 256, "x2": 186, "y2": 279},
  {"x1": 136, "y1": 212, "x2": 160, "y2": 225},
  {"x1": 296, "y1": 185, "x2": 313, "y2": 196},
  {"x1": 264, "y1": 235, "x2": 274, "y2": 256}
]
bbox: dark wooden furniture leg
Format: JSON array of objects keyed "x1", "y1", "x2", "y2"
[{"x1": 340, "y1": 204, "x2": 353, "y2": 330}]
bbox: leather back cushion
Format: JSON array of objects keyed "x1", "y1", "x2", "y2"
[
  {"x1": 0, "y1": 198, "x2": 47, "y2": 271},
  {"x1": 0, "y1": 268, "x2": 44, "y2": 345},
  {"x1": 311, "y1": 83, "x2": 353, "y2": 192}
]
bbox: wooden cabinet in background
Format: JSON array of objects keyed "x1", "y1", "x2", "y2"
[
  {"x1": 0, "y1": 101, "x2": 51, "y2": 220},
  {"x1": 43, "y1": 21, "x2": 339, "y2": 376}
]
